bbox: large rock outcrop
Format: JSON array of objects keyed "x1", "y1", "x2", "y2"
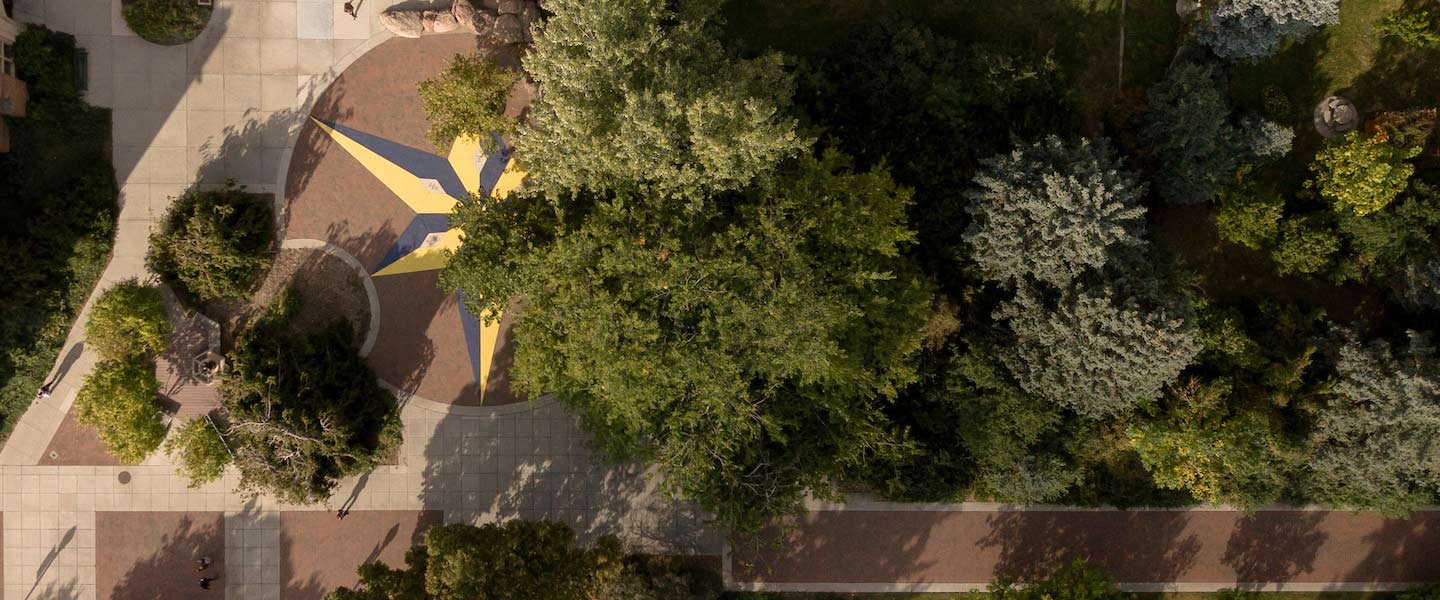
[{"x1": 380, "y1": 0, "x2": 543, "y2": 44}]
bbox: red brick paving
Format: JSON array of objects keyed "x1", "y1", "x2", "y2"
[
  {"x1": 280, "y1": 510, "x2": 443, "y2": 600},
  {"x1": 284, "y1": 35, "x2": 525, "y2": 406},
  {"x1": 39, "y1": 410, "x2": 121, "y2": 466},
  {"x1": 96, "y1": 512, "x2": 225, "y2": 600},
  {"x1": 731, "y1": 509, "x2": 1440, "y2": 587}
]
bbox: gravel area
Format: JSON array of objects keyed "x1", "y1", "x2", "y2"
[{"x1": 207, "y1": 248, "x2": 371, "y2": 350}]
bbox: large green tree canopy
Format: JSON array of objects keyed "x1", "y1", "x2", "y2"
[{"x1": 518, "y1": 0, "x2": 808, "y2": 199}]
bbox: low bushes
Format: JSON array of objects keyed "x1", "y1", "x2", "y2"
[
  {"x1": 417, "y1": 52, "x2": 522, "y2": 150},
  {"x1": 84, "y1": 279, "x2": 171, "y2": 360}
]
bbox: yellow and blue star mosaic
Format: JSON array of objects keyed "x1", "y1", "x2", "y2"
[{"x1": 312, "y1": 117, "x2": 525, "y2": 403}]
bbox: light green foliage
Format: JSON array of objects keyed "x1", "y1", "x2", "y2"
[
  {"x1": 1142, "y1": 62, "x2": 1247, "y2": 204},
  {"x1": 84, "y1": 279, "x2": 170, "y2": 360},
  {"x1": 417, "y1": 53, "x2": 521, "y2": 150},
  {"x1": 1309, "y1": 331, "x2": 1440, "y2": 514},
  {"x1": 991, "y1": 559, "x2": 1122, "y2": 600},
  {"x1": 1216, "y1": 181, "x2": 1284, "y2": 250},
  {"x1": 326, "y1": 521, "x2": 704, "y2": 600},
  {"x1": 1379, "y1": 10, "x2": 1440, "y2": 48},
  {"x1": 74, "y1": 358, "x2": 166, "y2": 464},
  {"x1": 165, "y1": 418, "x2": 231, "y2": 488},
  {"x1": 222, "y1": 292, "x2": 400, "y2": 504},
  {"x1": 443, "y1": 151, "x2": 929, "y2": 526},
  {"x1": 1311, "y1": 131, "x2": 1419, "y2": 216},
  {"x1": 518, "y1": 0, "x2": 807, "y2": 199},
  {"x1": 1271, "y1": 216, "x2": 1339, "y2": 276},
  {"x1": 997, "y1": 286, "x2": 1200, "y2": 419},
  {"x1": 964, "y1": 136, "x2": 1147, "y2": 287},
  {"x1": 1127, "y1": 377, "x2": 1299, "y2": 508},
  {"x1": 148, "y1": 183, "x2": 275, "y2": 303}
]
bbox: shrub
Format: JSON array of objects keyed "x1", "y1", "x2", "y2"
[
  {"x1": 1271, "y1": 217, "x2": 1339, "y2": 275},
  {"x1": 222, "y1": 292, "x2": 400, "y2": 504},
  {"x1": 991, "y1": 559, "x2": 1122, "y2": 600},
  {"x1": 997, "y1": 285, "x2": 1201, "y2": 418},
  {"x1": 1397, "y1": 258, "x2": 1440, "y2": 312},
  {"x1": 417, "y1": 53, "x2": 522, "y2": 151},
  {"x1": 1127, "y1": 377, "x2": 1299, "y2": 508},
  {"x1": 166, "y1": 418, "x2": 231, "y2": 488},
  {"x1": 74, "y1": 357, "x2": 166, "y2": 464},
  {"x1": 1261, "y1": 84, "x2": 1293, "y2": 120},
  {"x1": 1378, "y1": 10, "x2": 1440, "y2": 48},
  {"x1": 13, "y1": 25, "x2": 80, "y2": 103},
  {"x1": 1243, "y1": 115, "x2": 1294, "y2": 159},
  {"x1": 122, "y1": 0, "x2": 211, "y2": 45},
  {"x1": 1142, "y1": 62, "x2": 1247, "y2": 204},
  {"x1": 1216, "y1": 182, "x2": 1284, "y2": 250},
  {"x1": 1196, "y1": 0, "x2": 1340, "y2": 61},
  {"x1": 1310, "y1": 132, "x2": 1419, "y2": 216},
  {"x1": 964, "y1": 136, "x2": 1147, "y2": 286},
  {"x1": 148, "y1": 182, "x2": 274, "y2": 303},
  {"x1": 85, "y1": 279, "x2": 170, "y2": 360},
  {"x1": 1309, "y1": 331, "x2": 1440, "y2": 514}
]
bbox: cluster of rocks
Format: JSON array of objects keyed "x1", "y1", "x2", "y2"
[{"x1": 380, "y1": 0, "x2": 543, "y2": 44}]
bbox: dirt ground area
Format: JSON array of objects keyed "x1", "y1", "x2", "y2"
[{"x1": 206, "y1": 247, "x2": 371, "y2": 351}]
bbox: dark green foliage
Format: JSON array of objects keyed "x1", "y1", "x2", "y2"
[
  {"x1": 326, "y1": 520, "x2": 710, "y2": 600},
  {"x1": 84, "y1": 279, "x2": 171, "y2": 360},
  {"x1": 997, "y1": 285, "x2": 1200, "y2": 419},
  {"x1": 1143, "y1": 62, "x2": 1247, "y2": 204},
  {"x1": 1335, "y1": 181, "x2": 1440, "y2": 282},
  {"x1": 991, "y1": 559, "x2": 1122, "y2": 600},
  {"x1": 964, "y1": 136, "x2": 1147, "y2": 287},
  {"x1": 444, "y1": 151, "x2": 930, "y2": 527},
  {"x1": 166, "y1": 418, "x2": 231, "y2": 488},
  {"x1": 222, "y1": 292, "x2": 400, "y2": 504},
  {"x1": 1398, "y1": 257, "x2": 1440, "y2": 312},
  {"x1": 148, "y1": 182, "x2": 275, "y2": 303},
  {"x1": 0, "y1": 25, "x2": 116, "y2": 445},
  {"x1": 122, "y1": 0, "x2": 211, "y2": 45},
  {"x1": 1308, "y1": 330, "x2": 1440, "y2": 514},
  {"x1": 875, "y1": 347, "x2": 1081, "y2": 503},
  {"x1": 796, "y1": 19, "x2": 1073, "y2": 275}
]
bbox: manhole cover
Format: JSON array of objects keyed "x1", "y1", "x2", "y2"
[
  {"x1": 118, "y1": 471, "x2": 132, "y2": 484},
  {"x1": 48, "y1": 451, "x2": 58, "y2": 460}
]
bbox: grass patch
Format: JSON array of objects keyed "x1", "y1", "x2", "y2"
[{"x1": 0, "y1": 25, "x2": 118, "y2": 447}]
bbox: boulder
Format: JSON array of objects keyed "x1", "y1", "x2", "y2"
[
  {"x1": 498, "y1": 0, "x2": 524, "y2": 15},
  {"x1": 380, "y1": 8, "x2": 425, "y2": 38},
  {"x1": 480, "y1": 0, "x2": 500, "y2": 10},
  {"x1": 493, "y1": 13, "x2": 525, "y2": 44},
  {"x1": 452, "y1": 0, "x2": 478, "y2": 32},
  {"x1": 426, "y1": 9, "x2": 460, "y2": 33},
  {"x1": 520, "y1": 1, "x2": 541, "y2": 25},
  {"x1": 470, "y1": 9, "x2": 497, "y2": 35}
]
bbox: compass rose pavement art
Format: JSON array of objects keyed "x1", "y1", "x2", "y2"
[{"x1": 283, "y1": 35, "x2": 526, "y2": 406}]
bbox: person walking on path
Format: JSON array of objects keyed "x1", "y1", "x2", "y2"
[
  {"x1": 336, "y1": 508, "x2": 348, "y2": 520},
  {"x1": 34, "y1": 382, "x2": 53, "y2": 401},
  {"x1": 198, "y1": 577, "x2": 216, "y2": 590},
  {"x1": 196, "y1": 556, "x2": 212, "y2": 571}
]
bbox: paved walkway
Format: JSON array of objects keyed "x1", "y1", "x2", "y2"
[{"x1": 727, "y1": 500, "x2": 1440, "y2": 593}]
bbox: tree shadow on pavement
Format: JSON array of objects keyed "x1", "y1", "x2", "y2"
[
  {"x1": 1221, "y1": 511, "x2": 1327, "y2": 585},
  {"x1": 104, "y1": 513, "x2": 225, "y2": 600},
  {"x1": 978, "y1": 510, "x2": 1202, "y2": 583},
  {"x1": 1343, "y1": 513, "x2": 1440, "y2": 585}
]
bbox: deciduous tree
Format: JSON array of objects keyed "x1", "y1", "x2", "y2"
[
  {"x1": 1311, "y1": 131, "x2": 1419, "y2": 217},
  {"x1": 84, "y1": 279, "x2": 171, "y2": 360},
  {"x1": 417, "y1": 53, "x2": 520, "y2": 150},
  {"x1": 74, "y1": 357, "x2": 166, "y2": 464},
  {"x1": 518, "y1": 0, "x2": 807, "y2": 199}
]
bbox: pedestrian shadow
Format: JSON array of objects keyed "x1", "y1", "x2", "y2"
[
  {"x1": 25, "y1": 526, "x2": 76, "y2": 600},
  {"x1": 45, "y1": 342, "x2": 85, "y2": 388}
]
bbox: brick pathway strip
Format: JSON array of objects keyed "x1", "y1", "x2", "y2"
[
  {"x1": 728, "y1": 508, "x2": 1440, "y2": 593},
  {"x1": 280, "y1": 510, "x2": 441, "y2": 600},
  {"x1": 96, "y1": 511, "x2": 224, "y2": 600}
]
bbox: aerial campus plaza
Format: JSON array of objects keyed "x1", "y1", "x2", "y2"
[{"x1": 0, "y1": 0, "x2": 1439, "y2": 598}]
